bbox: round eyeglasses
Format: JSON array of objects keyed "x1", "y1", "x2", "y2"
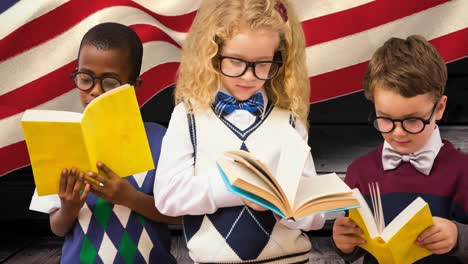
[
  {"x1": 70, "y1": 71, "x2": 123, "y2": 92},
  {"x1": 217, "y1": 54, "x2": 283, "y2": 80},
  {"x1": 370, "y1": 103, "x2": 438, "y2": 134}
]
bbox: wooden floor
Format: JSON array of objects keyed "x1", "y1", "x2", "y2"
[{"x1": 0, "y1": 233, "x2": 350, "y2": 264}]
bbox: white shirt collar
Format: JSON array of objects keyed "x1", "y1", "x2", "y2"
[{"x1": 383, "y1": 126, "x2": 443, "y2": 156}]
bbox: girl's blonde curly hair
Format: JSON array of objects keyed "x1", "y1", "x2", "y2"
[{"x1": 175, "y1": 0, "x2": 310, "y2": 126}]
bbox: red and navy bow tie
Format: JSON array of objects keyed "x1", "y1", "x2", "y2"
[{"x1": 213, "y1": 91, "x2": 264, "y2": 118}]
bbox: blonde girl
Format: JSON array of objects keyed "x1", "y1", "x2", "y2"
[{"x1": 155, "y1": 1, "x2": 325, "y2": 263}]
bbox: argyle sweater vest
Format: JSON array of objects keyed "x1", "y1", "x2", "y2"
[
  {"x1": 183, "y1": 104, "x2": 311, "y2": 264},
  {"x1": 345, "y1": 141, "x2": 468, "y2": 264},
  {"x1": 61, "y1": 123, "x2": 176, "y2": 264}
]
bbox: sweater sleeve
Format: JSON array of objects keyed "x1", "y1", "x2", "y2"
[
  {"x1": 154, "y1": 103, "x2": 242, "y2": 216},
  {"x1": 449, "y1": 150, "x2": 468, "y2": 261},
  {"x1": 449, "y1": 221, "x2": 468, "y2": 262}
]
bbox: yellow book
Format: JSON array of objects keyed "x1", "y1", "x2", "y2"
[
  {"x1": 21, "y1": 84, "x2": 154, "y2": 196},
  {"x1": 349, "y1": 186, "x2": 434, "y2": 264},
  {"x1": 216, "y1": 127, "x2": 359, "y2": 220}
]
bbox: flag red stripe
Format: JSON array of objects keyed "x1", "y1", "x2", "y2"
[
  {"x1": 302, "y1": 0, "x2": 450, "y2": 47},
  {"x1": 309, "y1": 29, "x2": 468, "y2": 103},
  {"x1": 309, "y1": 62, "x2": 367, "y2": 103},
  {"x1": 0, "y1": 0, "x2": 194, "y2": 62},
  {"x1": 137, "y1": 62, "x2": 180, "y2": 105},
  {"x1": 0, "y1": 141, "x2": 30, "y2": 176},
  {"x1": 130, "y1": 24, "x2": 181, "y2": 48},
  {"x1": 431, "y1": 28, "x2": 468, "y2": 63}
]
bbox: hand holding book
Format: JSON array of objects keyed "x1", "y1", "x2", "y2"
[
  {"x1": 348, "y1": 183, "x2": 435, "y2": 264},
  {"x1": 57, "y1": 168, "x2": 90, "y2": 214},
  {"x1": 85, "y1": 161, "x2": 140, "y2": 207},
  {"x1": 415, "y1": 216, "x2": 459, "y2": 255},
  {"x1": 21, "y1": 85, "x2": 154, "y2": 196},
  {"x1": 216, "y1": 146, "x2": 359, "y2": 220}
]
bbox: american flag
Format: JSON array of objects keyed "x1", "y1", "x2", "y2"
[{"x1": 1, "y1": 0, "x2": 467, "y2": 177}]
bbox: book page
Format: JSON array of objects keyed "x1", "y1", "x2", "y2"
[
  {"x1": 217, "y1": 157, "x2": 277, "y2": 195},
  {"x1": 22, "y1": 109, "x2": 82, "y2": 122},
  {"x1": 274, "y1": 125, "x2": 310, "y2": 207},
  {"x1": 381, "y1": 197, "x2": 431, "y2": 241},
  {"x1": 350, "y1": 189, "x2": 379, "y2": 239},
  {"x1": 216, "y1": 161, "x2": 289, "y2": 217},
  {"x1": 293, "y1": 173, "x2": 353, "y2": 209},
  {"x1": 224, "y1": 150, "x2": 286, "y2": 204},
  {"x1": 294, "y1": 197, "x2": 359, "y2": 220}
]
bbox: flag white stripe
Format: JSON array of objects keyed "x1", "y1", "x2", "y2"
[
  {"x1": 0, "y1": 6, "x2": 186, "y2": 96},
  {"x1": 0, "y1": 41, "x2": 181, "y2": 148},
  {"x1": 293, "y1": 0, "x2": 374, "y2": 21},
  {"x1": 306, "y1": 0, "x2": 468, "y2": 77},
  {"x1": 0, "y1": 0, "x2": 70, "y2": 40},
  {"x1": 133, "y1": 0, "x2": 201, "y2": 16},
  {"x1": 141, "y1": 42, "x2": 181, "y2": 73}
]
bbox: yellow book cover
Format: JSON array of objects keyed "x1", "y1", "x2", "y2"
[
  {"x1": 349, "y1": 187, "x2": 434, "y2": 264},
  {"x1": 21, "y1": 84, "x2": 154, "y2": 196}
]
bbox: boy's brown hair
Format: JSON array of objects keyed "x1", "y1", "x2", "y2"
[{"x1": 363, "y1": 35, "x2": 447, "y2": 102}]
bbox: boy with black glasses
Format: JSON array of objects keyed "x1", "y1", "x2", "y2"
[
  {"x1": 29, "y1": 23, "x2": 178, "y2": 264},
  {"x1": 332, "y1": 35, "x2": 468, "y2": 263}
]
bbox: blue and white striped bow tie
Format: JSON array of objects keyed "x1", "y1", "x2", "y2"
[{"x1": 213, "y1": 91, "x2": 264, "y2": 118}]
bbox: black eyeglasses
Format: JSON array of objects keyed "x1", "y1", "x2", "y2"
[
  {"x1": 217, "y1": 53, "x2": 283, "y2": 80},
  {"x1": 70, "y1": 71, "x2": 123, "y2": 92},
  {"x1": 370, "y1": 103, "x2": 438, "y2": 134}
]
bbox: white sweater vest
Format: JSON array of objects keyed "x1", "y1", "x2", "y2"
[{"x1": 183, "y1": 105, "x2": 311, "y2": 263}]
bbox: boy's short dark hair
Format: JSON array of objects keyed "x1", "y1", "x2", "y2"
[
  {"x1": 78, "y1": 22, "x2": 143, "y2": 82},
  {"x1": 363, "y1": 35, "x2": 447, "y2": 102}
]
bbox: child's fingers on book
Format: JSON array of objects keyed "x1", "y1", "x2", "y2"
[
  {"x1": 339, "y1": 236, "x2": 365, "y2": 245},
  {"x1": 335, "y1": 217, "x2": 357, "y2": 227},
  {"x1": 422, "y1": 239, "x2": 451, "y2": 253},
  {"x1": 103, "y1": 165, "x2": 119, "y2": 179},
  {"x1": 84, "y1": 173, "x2": 105, "y2": 187},
  {"x1": 417, "y1": 225, "x2": 439, "y2": 242},
  {"x1": 72, "y1": 173, "x2": 84, "y2": 196},
  {"x1": 89, "y1": 183, "x2": 105, "y2": 198},
  {"x1": 59, "y1": 169, "x2": 68, "y2": 194},
  {"x1": 80, "y1": 183, "x2": 91, "y2": 201},
  {"x1": 97, "y1": 161, "x2": 116, "y2": 177},
  {"x1": 334, "y1": 225, "x2": 362, "y2": 236},
  {"x1": 419, "y1": 231, "x2": 445, "y2": 246},
  {"x1": 65, "y1": 169, "x2": 78, "y2": 195}
]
